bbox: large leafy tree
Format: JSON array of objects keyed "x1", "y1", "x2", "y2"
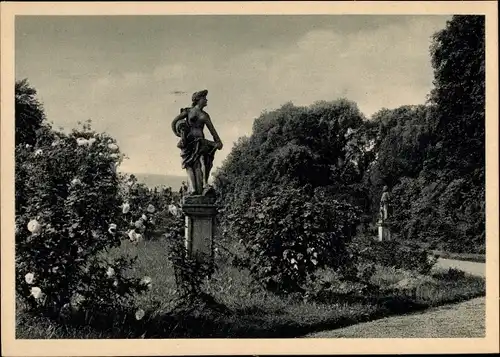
[
  {"x1": 428, "y1": 15, "x2": 485, "y2": 181},
  {"x1": 425, "y1": 15, "x2": 485, "y2": 252},
  {"x1": 15, "y1": 79, "x2": 47, "y2": 146},
  {"x1": 374, "y1": 16, "x2": 486, "y2": 253},
  {"x1": 213, "y1": 99, "x2": 376, "y2": 213}
]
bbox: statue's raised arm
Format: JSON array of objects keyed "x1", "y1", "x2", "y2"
[{"x1": 171, "y1": 89, "x2": 223, "y2": 196}]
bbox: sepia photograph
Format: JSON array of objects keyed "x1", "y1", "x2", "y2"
[{"x1": 1, "y1": 1, "x2": 498, "y2": 356}]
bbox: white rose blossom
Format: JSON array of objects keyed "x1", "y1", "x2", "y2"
[
  {"x1": 128, "y1": 229, "x2": 137, "y2": 241},
  {"x1": 107, "y1": 143, "x2": 119, "y2": 152},
  {"x1": 122, "y1": 202, "x2": 131, "y2": 214},
  {"x1": 76, "y1": 137, "x2": 88, "y2": 146},
  {"x1": 27, "y1": 219, "x2": 41, "y2": 234},
  {"x1": 31, "y1": 287, "x2": 43, "y2": 299},
  {"x1": 135, "y1": 220, "x2": 144, "y2": 229},
  {"x1": 25, "y1": 273, "x2": 35, "y2": 284},
  {"x1": 168, "y1": 204, "x2": 179, "y2": 217},
  {"x1": 135, "y1": 308, "x2": 145, "y2": 321},
  {"x1": 108, "y1": 223, "x2": 117, "y2": 235},
  {"x1": 141, "y1": 276, "x2": 152, "y2": 289}
]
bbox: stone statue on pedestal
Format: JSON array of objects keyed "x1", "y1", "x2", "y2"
[
  {"x1": 377, "y1": 185, "x2": 392, "y2": 242},
  {"x1": 171, "y1": 90, "x2": 222, "y2": 266},
  {"x1": 171, "y1": 89, "x2": 223, "y2": 196}
]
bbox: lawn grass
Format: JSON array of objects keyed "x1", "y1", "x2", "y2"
[{"x1": 16, "y1": 238, "x2": 486, "y2": 339}]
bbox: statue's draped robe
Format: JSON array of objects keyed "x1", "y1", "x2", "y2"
[{"x1": 178, "y1": 108, "x2": 217, "y2": 171}]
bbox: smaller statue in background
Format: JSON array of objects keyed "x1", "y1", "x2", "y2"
[
  {"x1": 377, "y1": 185, "x2": 392, "y2": 242},
  {"x1": 379, "y1": 185, "x2": 391, "y2": 221}
]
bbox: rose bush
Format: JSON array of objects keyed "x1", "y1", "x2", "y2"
[
  {"x1": 15, "y1": 121, "x2": 153, "y2": 318},
  {"x1": 118, "y1": 174, "x2": 182, "y2": 242}
]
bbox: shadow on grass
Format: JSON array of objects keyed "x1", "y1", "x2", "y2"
[{"x1": 20, "y1": 276, "x2": 484, "y2": 339}]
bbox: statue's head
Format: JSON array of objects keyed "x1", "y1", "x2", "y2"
[
  {"x1": 192, "y1": 89, "x2": 208, "y2": 108},
  {"x1": 383, "y1": 185, "x2": 388, "y2": 192}
]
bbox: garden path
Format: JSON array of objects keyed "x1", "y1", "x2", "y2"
[{"x1": 305, "y1": 258, "x2": 486, "y2": 338}]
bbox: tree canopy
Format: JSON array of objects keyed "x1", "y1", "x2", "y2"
[
  {"x1": 15, "y1": 79, "x2": 48, "y2": 146},
  {"x1": 213, "y1": 99, "x2": 378, "y2": 215}
]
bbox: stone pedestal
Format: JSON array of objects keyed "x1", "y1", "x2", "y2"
[
  {"x1": 181, "y1": 194, "x2": 217, "y2": 264},
  {"x1": 377, "y1": 220, "x2": 392, "y2": 242}
]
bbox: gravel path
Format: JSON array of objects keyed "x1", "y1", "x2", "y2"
[
  {"x1": 433, "y1": 258, "x2": 485, "y2": 277},
  {"x1": 306, "y1": 258, "x2": 486, "y2": 338},
  {"x1": 306, "y1": 297, "x2": 485, "y2": 338}
]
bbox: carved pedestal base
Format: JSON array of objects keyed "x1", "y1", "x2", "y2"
[
  {"x1": 377, "y1": 220, "x2": 392, "y2": 242},
  {"x1": 181, "y1": 195, "x2": 217, "y2": 265}
]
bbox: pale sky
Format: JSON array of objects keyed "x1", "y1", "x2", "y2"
[{"x1": 15, "y1": 15, "x2": 450, "y2": 176}]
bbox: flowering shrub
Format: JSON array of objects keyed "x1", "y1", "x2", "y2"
[
  {"x1": 15, "y1": 122, "x2": 152, "y2": 318},
  {"x1": 118, "y1": 174, "x2": 182, "y2": 242},
  {"x1": 228, "y1": 185, "x2": 361, "y2": 294},
  {"x1": 154, "y1": 200, "x2": 184, "y2": 241},
  {"x1": 118, "y1": 179, "x2": 158, "y2": 243}
]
